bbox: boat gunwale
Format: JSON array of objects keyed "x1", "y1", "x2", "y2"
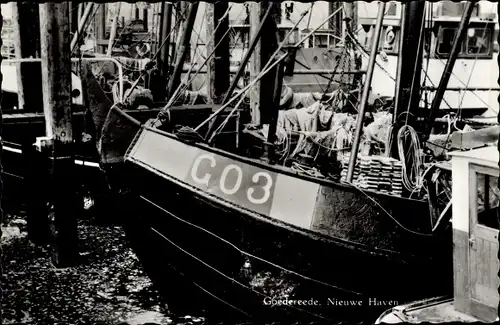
[{"x1": 138, "y1": 124, "x2": 427, "y2": 204}]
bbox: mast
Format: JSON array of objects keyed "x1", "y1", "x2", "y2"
[
  {"x1": 39, "y1": 2, "x2": 79, "y2": 267},
  {"x1": 423, "y1": 2, "x2": 475, "y2": 140},
  {"x1": 158, "y1": 2, "x2": 173, "y2": 78},
  {"x1": 346, "y1": 2, "x2": 386, "y2": 183},
  {"x1": 389, "y1": 1, "x2": 426, "y2": 157},
  {"x1": 12, "y1": 3, "x2": 42, "y2": 112},
  {"x1": 206, "y1": 2, "x2": 230, "y2": 104},
  {"x1": 167, "y1": 2, "x2": 199, "y2": 98}
]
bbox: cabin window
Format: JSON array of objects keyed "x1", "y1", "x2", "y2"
[
  {"x1": 439, "y1": 1, "x2": 480, "y2": 17},
  {"x1": 307, "y1": 33, "x2": 336, "y2": 49},
  {"x1": 476, "y1": 172, "x2": 500, "y2": 230},
  {"x1": 436, "y1": 25, "x2": 493, "y2": 58},
  {"x1": 437, "y1": 27, "x2": 457, "y2": 55},
  {"x1": 386, "y1": 2, "x2": 398, "y2": 16},
  {"x1": 230, "y1": 30, "x2": 249, "y2": 49},
  {"x1": 465, "y1": 28, "x2": 491, "y2": 55}
]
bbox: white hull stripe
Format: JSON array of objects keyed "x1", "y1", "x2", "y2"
[
  {"x1": 126, "y1": 128, "x2": 320, "y2": 230},
  {"x1": 3, "y1": 146, "x2": 100, "y2": 168}
]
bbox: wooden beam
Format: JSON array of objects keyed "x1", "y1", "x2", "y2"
[
  {"x1": 39, "y1": 2, "x2": 79, "y2": 267},
  {"x1": 206, "y1": 2, "x2": 230, "y2": 104}
]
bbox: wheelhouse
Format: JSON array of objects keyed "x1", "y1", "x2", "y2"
[{"x1": 358, "y1": 1, "x2": 499, "y2": 116}]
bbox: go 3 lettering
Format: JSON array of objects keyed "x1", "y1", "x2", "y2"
[{"x1": 190, "y1": 154, "x2": 273, "y2": 205}]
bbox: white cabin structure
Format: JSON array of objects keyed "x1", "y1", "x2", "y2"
[
  {"x1": 358, "y1": 1, "x2": 499, "y2": 117},
  {"x1": 376, "y1": 144, "x2": 499, "y2": 323}
]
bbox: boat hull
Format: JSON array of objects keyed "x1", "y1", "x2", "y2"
[{"x1": 108, "y1": 128, "x2": 453, "y2": 321}]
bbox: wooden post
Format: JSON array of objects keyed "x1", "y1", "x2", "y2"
[
  {"x1": 39, "y1": 2, "x2": 79, "y2": 267},
  {"x1": 0, "y1": 10, "x2": 4, "y2": 307},
  {"x1": 206, "y1": 2, "x2": 230, "y2": 104},
  {"x1": 11, "y1": 3, "x2": 42, "y2": 112},
  {"x1": 249, "y1": 3, "x2": 262, "y2": 124},
  {"x1": 257, "y1": 2, "x2": 279, "y2": 126},
  {"x1": 248, "y1": 2, "x2": 280, "y2": 125},
  {"x1": 94, "y1": 4, "x2": 106, "y2": 54}
]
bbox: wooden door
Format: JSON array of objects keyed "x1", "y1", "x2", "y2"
[{"x1": 469, "y1": 164, "x2": 500, "y2": 321}]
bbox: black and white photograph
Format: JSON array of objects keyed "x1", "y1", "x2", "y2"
[{"x1": 0, "y1": 0, "x2": 499, "y2": 324}]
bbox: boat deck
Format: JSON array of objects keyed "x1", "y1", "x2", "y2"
[
  {"x1": 406, "y1": 301, "x2": 480, "y2": 323},
  {"x1": 377, "y1": 300, "x2": 482, "y2": 323}
]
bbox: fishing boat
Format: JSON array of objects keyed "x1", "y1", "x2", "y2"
[
  {"x1": 375, "y1": 139, "x2": 499, "y2": 323},
  {"x1": 359, "y1": 1, "x2": 499, "y2": 118},
  {"x1": 0, "y1": 2, "x2": 216, "y2": 210},
  {"x1": 91, "y1": 1, "x2": 492, "y2": 322}
]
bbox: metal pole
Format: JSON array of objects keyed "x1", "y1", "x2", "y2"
[
  {"x1": 39, "y1": 2, "x2": 79, "y2": 267},
  {"x1": 392, "y1": 3, "x2": 406, "y2": 123},
  {"x1": 424, "y1": 1, "x2": 475, "y2": 140},
  {"x1": 346, "y1": 2, "x2": 386, "y2": 183}
]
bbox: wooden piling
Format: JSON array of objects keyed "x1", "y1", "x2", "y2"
[
  {"x1": 0, "y1": 9, "x2": 4, "y2": 324},
  {"x1": 206, "y1": 2, "x2": 230, "y2": 104},
  {"x1": 249, "y1": 2, "x2": 280, "y2": 125},
  {"x1": 39, "y1": 2, "x2": 79, "y2": 267}
]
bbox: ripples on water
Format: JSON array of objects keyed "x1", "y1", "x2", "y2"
[
  {"x1": 1, "y1": 213, "x2": 207, "y2": 324},
  {"x1": 1, "y1": 213, "x2": 378, "y2": 324}
]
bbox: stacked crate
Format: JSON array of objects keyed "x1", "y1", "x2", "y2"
[{"x1": 340, "y1": 155, "x2": 404, "y2": 197}]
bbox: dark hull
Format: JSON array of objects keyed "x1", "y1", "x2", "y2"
[
  {"x1": 0, "y1": 107, "x2": 213, "y2": 210},
  {"x1": 111, "y1": 133, "x2": 453, "y2": 322}
]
